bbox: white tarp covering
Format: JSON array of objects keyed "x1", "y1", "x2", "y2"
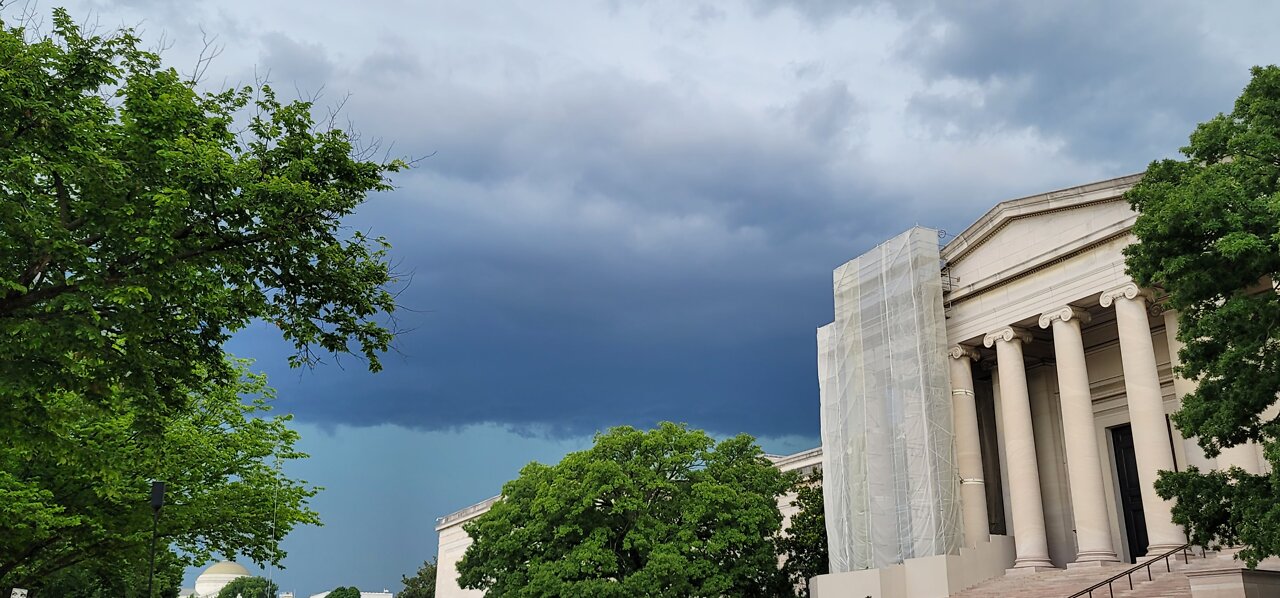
[{"x1": 818, "y1": 226, "x2": 961, "y2": 572}]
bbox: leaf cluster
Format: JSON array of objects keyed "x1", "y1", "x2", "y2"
[
  {"x1": 0, "y1": 358, "x2": 320, "y2": 589},
  {"x1": 217, "y1": 576, "x2": 280, "y2": 598},
  {"x1": 0, "y1": 6, "x2": 400, "y2": 589},
  {"x1": 457, "y1": 423, "x2": 795, "y2": 598},
  {"x1": 10, "y1": 548, "x2": 183, "y2": 598},
  {"x1": 1125, "y1": 65, "x2": 1280, "y2": 562},
  {"x1": 777, "y1": 471, "x2": 827, "y2": 596},
  {"x1": 0, "y1": 8, "x2": 403, "y2": 441},
  {"x1": 326, "y1": 587, "x2": 361, "y2": 598},
  {"x1": 399, "y1": 558, "x2": 437, "y2": 598}
]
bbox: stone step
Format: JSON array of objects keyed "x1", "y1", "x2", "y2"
[{"x1": 951, "y1": 553, "x2": 1218, "y2": 597}]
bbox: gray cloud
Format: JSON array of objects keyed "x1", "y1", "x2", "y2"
[
  {"x1": 898, "y1": 2, "x2": 1249, "y2": 166},
  {"x1": 259, "y1": 32, "x2": 335, "y2": 95},
  {"x1": 22, "y1": 1, "x2": 1280, "y2": 591},
  {"x1": 791, "y1": 81, "x2": 864, "y2": 142},
  {"x1": 25, "y1": 0, "x2": 1280, "y2": 441}
]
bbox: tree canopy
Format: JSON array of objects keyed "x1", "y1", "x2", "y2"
[
  {"x1": 777, "y1": 470, "x2": 827, "y2": 596},
  {"x1": 1125, "y1": 65, "x2": 1280, "y2": 565},
  {"x1": 326, "y1": 587, "x2": 361, "y2": 598},
  {"x1": 217, "y1": 576, "x2": 280, "y2": 598},
  {"x1": 457, "y1": 422, "x2": 794, "y2": 598},
  {"x1": 0, "y1": 6, "x2": 400, "y2": 590},
  {"x1": 0, "y1": 358, "x2": 319, "y2": 590},
  {"x1": 19, "y1": 549, "x2": 183, "y2": 598},
  {"x1": 0, "y1": 7, "x2": 402, "y2": 437},
  {"x1": 400, "y1": 558, "x2": 438, "y2": 598}
]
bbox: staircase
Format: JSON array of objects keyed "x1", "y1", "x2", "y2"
[
  {"x1": 949, "y1": 548, "x2": 1251, "y2": 598},
  {"x1": 949, "y1": 563, "x2": 1131, "y2": 598}
]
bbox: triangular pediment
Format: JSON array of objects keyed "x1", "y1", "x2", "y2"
[{"x1": 941, "y1": 173, "x2": 1141, "y2": 300}]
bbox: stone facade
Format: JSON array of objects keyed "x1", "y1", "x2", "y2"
[
  {"x1": 435, "y1": 173, "x2": 1275, "y2": 597},
  {"x1": 812, "y1": 173, "x2": 1272, "y2": 597}
]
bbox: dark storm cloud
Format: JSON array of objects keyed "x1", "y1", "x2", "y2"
[
  {"x1": 239, "y1": 71, "x2": 899, "y2": 437},
  {"x1": 39, "y1": 0, "x2": 1280, "y2": 441}
]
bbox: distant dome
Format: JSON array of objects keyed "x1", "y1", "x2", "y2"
[{"x1": 194, "y1": 561, "x2": 251, "y2": 596}]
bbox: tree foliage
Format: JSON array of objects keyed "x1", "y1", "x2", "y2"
[
  {"x1": 400, "y1": 558, "x2": 437, "y2": 598},
  {"x1": 0, "y1": 358, "x2": 319, "y2": 589},
  {"x1": 14, "y1": 549, "x2": 183, "y2": 598},
  {"x1": 778, "y1": 470, "x2": 827, "y2": 596},
  {"x1": 0, "y1": 8, "x2": 402, "y2": 433},
  {"x1": 217, "y1": 576, "x2": 280, "y2": 598},
  {"x1": 0, "y1": 6, "x2": 399, "y2": 587},
  {"x1": 457, "y1": 423, "x2": 794, "y2": 598},
  {"x1": 326, "y1": 587, "x2": 361, "y2": 598},
  {"x1": 1125, "y1": 65, "x2": 1280, "y2": 565}
]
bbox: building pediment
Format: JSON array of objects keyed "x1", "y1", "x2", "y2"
[{"x1": 941, "y1": 173, "x2": 1142, "y2": 307}]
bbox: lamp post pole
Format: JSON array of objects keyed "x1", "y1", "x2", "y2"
[{"x1": 146, "y1": 481, "x2": 166, "y2": 598}]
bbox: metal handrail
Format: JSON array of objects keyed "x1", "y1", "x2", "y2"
[{"x1": 1067, "y1": 543, "x2": 1205, "y2": 598}]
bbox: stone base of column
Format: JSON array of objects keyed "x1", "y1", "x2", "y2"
[
  {"x1": 1066, "y1": 553, "x2": 1121, "y2": 568},
  {"x1": 1006, "y1": 563, "x2": 1056, "y2": 576}
]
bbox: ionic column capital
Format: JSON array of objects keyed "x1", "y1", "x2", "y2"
[
  {"x1": 1099, "y1": 282, "x2": 1151, "y2": 308},
  {"x1": 982, "y1": 326, "x2": 1032, "y2": 348},
  {"x1": 1038, "y1": 305, "x2": 1092, "y2": 329},
  {"x1": 948, "y1": 345, "x2": 981, "y2": 361}
]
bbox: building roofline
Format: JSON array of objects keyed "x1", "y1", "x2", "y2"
[
  {"x1": 941, "y1": 172, "x2": 1143, "y2": 265},
  {"x1": 766, "y1": 446, "x2": 823, "y2": 470},
  {"x1": 435, "y1": 495, "x2": 501, "y2": 531}
]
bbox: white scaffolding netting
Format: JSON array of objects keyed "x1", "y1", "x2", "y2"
[{"x1": 818, "y1": 226, "x2": 962, "y2": 573}]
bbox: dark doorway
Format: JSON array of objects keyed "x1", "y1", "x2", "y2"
[
  {"x1": 1112, "y1": 424, "x2": 1149, "y2": 562},
  {"x1": 974, "y1": 378, "x2": 1006, "y2": 536}
]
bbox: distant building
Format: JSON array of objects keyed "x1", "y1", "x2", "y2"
[
  {"x1": 179, "y1": 561, "x2": 250, "y2": 597},
  {"x1": 307, "y1": 591, "x2": 393, "y2": 598}
]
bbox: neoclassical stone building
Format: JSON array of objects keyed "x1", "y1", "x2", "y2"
[
  {"x1": 812, "y1": 173, "x2": 1274, "y2": 597},
  {"x1": 436, "y1": 173, "x2": 1274, "y2": 597}
]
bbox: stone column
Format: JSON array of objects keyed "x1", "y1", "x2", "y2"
[
  {"x1": 1039, "y1": 306, "x2": 1120, "y2": 565},
  {"x1": 949, "y1": 345, "x2": 990, "y2": 548},
  {"x1": 983, "y1": 327, "x2": 1055, "y2": 570},
  {"x1": 1162, "y1": 309, "x2": 1216, "y2": 471},
  {"x1": 1100, "y1": 283, "x2": 1186, "y2": 551}
]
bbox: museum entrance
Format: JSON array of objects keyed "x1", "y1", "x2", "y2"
[{"x1": 1111, "y1": 423, "x2": 1149, "y2": 562}]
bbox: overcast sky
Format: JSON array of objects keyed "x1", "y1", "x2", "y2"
[{"x1": 21, "y1": 0, "x2": 1280, "y2": 593}]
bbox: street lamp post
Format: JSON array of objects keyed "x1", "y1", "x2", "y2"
[{"x1": 146, "y1": 481, "x2": 166, "y2": 598}]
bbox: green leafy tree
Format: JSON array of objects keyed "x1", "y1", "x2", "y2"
[
  {"x1": 400, "y1": 558, "x2": 438, "y2": 598},
  {"x1": 217, "y1": 576, "x2": 280, "y2": 598},
  {"x1": 457, "y1": 422, "x2": 794, "y2": 598},
  {"x1": 327, "y1": 587, "x2": 361, "y2": 598},
  {"x1": 0, "y1": 5, "x2": 401, "y2": 589},
  {"x1": 778, "y1": 470, "x2": 827, "y2": 596},
  {"x1": 1125, "y1": 65, "x2": 1280, "y2": 565},
  {"x1": 0, "y1": 10, "x2": 403, "y2": 422},
  {"x1": 21, "y1": 548, "x2": 183, "y2": 598},
  {"x1": 1, "y1": 358, "x2": 319, "y2": 589}
]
